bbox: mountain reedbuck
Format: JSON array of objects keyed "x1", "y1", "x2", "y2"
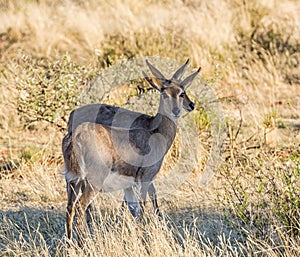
[
  {"x1": 62, "y1": 59, "x2": 201, "y2": 246},
  {"x1": 66, "y1": 59, "x2": 195, "y2": 219}
]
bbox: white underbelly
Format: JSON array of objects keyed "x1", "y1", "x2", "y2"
[{"x1": 101, "y1": 172, "x2": 135, "y2": 192}]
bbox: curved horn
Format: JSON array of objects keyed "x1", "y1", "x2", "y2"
[
  {"x1": 146, "y1": 60, "x2": 166, "y2": 81},
  {"x1": 172, "y1": 58, "x2": 190, "y2": 81}
]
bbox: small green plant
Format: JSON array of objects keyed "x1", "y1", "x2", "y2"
[
  {"x1": 19, "y1": 145, "x2": 41, "y2": 162},
  {"x1": 191, "y1": 108, "x2": 210, "y2": 132},
  {"x1": 219, "y1": 146, "x2": 300, "y2": 246},
  {"x1": 263, "y1": 110, "x2": 277, "y2": 128},
  {"x1": 271, "y1": 153, "x2": 300, "y2": 237}
]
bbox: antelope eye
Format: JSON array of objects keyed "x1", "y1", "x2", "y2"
[
  {"x1": 161, "y1": 91, "x2": 169, "y2": 99},
  {"x1": 179, "y1": 92, "x2": 185, "y2": 98}
]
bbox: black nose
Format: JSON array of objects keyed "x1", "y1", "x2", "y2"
[{"x1": 189, "y1": 102, "x2": 195, "y2": 110}]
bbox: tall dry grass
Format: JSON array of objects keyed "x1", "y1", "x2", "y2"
[{"x1": 0, "y1": 0, "x2": 299, "y2": 256}]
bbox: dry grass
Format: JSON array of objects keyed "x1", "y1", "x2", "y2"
[{"x1": 0, "y1": 0, "x2": 299, "y2": 256}]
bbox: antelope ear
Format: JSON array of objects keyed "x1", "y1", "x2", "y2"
[
  {"x1": 180, "y1": 67, "x2": 201, "y2": 89},
  {"x1": 142, "y1": 71, "x2": 164, "y2": 92}
]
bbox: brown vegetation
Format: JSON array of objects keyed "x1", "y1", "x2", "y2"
[{"x1": 0, "y1": 0, "x2": 299, "y2": 256}]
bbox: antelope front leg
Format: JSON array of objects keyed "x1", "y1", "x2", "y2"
[
  {"x1": 118, "y1": 183, "x2": 161, "y2": 221},
  {"x1": 124, "y1": 187, "x2": 142, "y2": 221},
  {"x1": 116, "y1": 197, "x2": 127, "y2": 223},
  {"x1": 138, "y1": 182, "x2": 151, "y2": 221},
  {"x1": 148, "y1": 183, "x2": 163, "y2": 220}
]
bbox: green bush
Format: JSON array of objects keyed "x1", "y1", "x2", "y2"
[
  {"x1": 219, "y1": 146, "x2": 300, "y2": 249},
  {"x1": 15, "y1": 54, "x2": 98, "y2": 130}
]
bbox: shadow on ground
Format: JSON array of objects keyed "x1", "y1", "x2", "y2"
[
  {"x1": 0, "y1": 207, "x2": 66, "y2": 255},
  {"x1": 0, "y1": 201, "x2": 244, "y2": 256},
  {"x1": 164, "y1": 204, "x2": 245, "y2": 253}
]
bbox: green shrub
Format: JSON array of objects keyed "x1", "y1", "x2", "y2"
[
  {"x1": 15, "y1": 54, "x2": 98, "y2": 130},
  {"x1": 219, "y1": 146, "x2": 300, "y2": 245}
]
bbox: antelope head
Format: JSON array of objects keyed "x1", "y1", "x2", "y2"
[{"x1": 142, "y1": 59, "x2": 201, "y2": 119}]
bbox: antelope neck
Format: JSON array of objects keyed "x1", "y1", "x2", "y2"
[{"x1": 150, "y1": 113, "x2": 177, "y2": 151}]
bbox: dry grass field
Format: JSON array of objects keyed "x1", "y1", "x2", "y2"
[{"x1": 0, "y1": 0, "x2": 299, "y2": 256}]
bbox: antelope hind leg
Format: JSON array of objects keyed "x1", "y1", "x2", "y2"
[
  {"x1": 74, "y1": 182, "x2": 98, "y2": 247},
  {"x1": 66, "y1": 181, "x2": 82, "y2": 241}
]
